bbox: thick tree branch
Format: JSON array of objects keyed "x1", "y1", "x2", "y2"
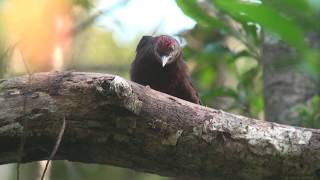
[{"x1": 0, "y1": 72, "x2": 320, "y2": 179}]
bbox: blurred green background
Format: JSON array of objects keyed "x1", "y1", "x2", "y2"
[{"x1": 0, "y1": 0, "x2": 319, "y2": 179}]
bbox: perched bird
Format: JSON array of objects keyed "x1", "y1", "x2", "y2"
[{"x1": 130, "y1": 35, "x2": 201, "y2": 104}]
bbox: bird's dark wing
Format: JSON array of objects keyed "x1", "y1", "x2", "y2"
[
  {"x1": 188, "y1": 80, "x2": 202, "y2": 105},
  {"x1": 184, "y1": 79, "x2": 202, "y2": 105},
  {"x1": 171, "y1": 77, "x2": 201, "y2": 105}
]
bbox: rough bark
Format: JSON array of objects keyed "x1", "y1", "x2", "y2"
[
  {"x1": 262, "y1": 32, "x2": 320, "y2": 125},
  {"x1": 1, "y1": 72, "x2": 320, "y2": 180}
]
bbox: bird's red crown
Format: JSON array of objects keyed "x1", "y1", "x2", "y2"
[{"x1": 156, "y1": 35, "x2": 177, "y2": 53}]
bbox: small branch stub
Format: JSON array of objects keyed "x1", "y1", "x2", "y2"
[{"x1": 109, "y1": 76, "x2": 142, "y2": 115}]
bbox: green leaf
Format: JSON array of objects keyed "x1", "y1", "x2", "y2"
[
  {"x1": 293, "y1": 96, "x2": 320, "y2": 128},
  {"x1": 298, "y1": 50, "x2": 320, "y2": 78},
  {"x1": 176, "y1": 0, "x2": 227, "y2": 29},
  {"x1": 214, "y1": 0, "x2": 306, "y2": 50},
  {"x1": 203, "y1": 86, "x2": 239, "y2": 99},
  {"x1": 198, "y1": 67, "x2": 216, "y2": 88},
  {"x1": 228, "y1": 50, "x2": 252, "y2": 64},
  {"x1": 266, "y1": 0, "x2": 310, "y2": 12},
  {"x1": 239, "y1": 66, "x2": 259, "y2": 87}
]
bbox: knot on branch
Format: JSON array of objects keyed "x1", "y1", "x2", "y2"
[{"x1": 96, "y1": 76, "x2": 142, "y2": 115}]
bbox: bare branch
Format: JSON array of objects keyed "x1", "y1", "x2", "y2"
[{"x1": 0, "y1": 72, "x2": 320, "y2": 179}]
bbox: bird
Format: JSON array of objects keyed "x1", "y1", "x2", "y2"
[{"x1": 130, "y1": 35, "x2": 201, "y2": 104}]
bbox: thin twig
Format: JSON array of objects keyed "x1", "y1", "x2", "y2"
[
  {"x1": 40, "y1": 117, "x2": 66, "y2": 180},
  {"x1": 16, "y1": 49, "x2": 32, "y2": 180}
]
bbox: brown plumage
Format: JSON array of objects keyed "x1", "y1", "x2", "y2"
[{"x1": 130, "y1": 35, "x2": 201, "y2": 104}]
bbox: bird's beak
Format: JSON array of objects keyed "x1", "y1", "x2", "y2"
[{"x1": 161, "y1": 55, "x2": 169, "y2": 67}]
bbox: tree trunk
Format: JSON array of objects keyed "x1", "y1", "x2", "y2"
[
  {"x1": 1, "y1": 72, "x2": 320, "y2": 179},
  {"x1": 262, "y1": 32, "x2": 320, "y2": 125}
]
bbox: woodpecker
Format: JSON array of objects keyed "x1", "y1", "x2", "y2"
[{"x1": 130, "y1": 35, "x2": 201, "y2": 104}]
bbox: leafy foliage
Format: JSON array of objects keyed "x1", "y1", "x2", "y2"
[
  {"x1": 214, "y1": 0, "x2": 305, "y2": 49},
  {"x1": 176, "y1": 0, "x2": 320, "y2": 119},
  {"x1": 293, "y1": 96, "x2": 320, "y2": 128},
  {"x1": 176, "y1": 0, "x2": 225, "y2": 29}
]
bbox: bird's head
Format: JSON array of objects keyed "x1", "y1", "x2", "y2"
[
  {"x1": 135, "y1": 35, "x2": 182, "y2": 67},
  {"x1": 154, "y1": 35, "x2": 181, "y2": 67}
]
